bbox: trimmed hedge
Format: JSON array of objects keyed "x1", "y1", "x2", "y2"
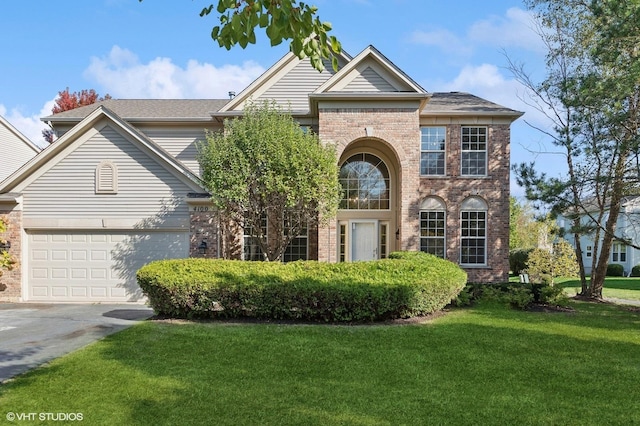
[
  {"x1": 631, "y1": 264, "x2": 640, "y2": 277},
  {"x1": 606, "y1": 264, "x2": 624, "y2": 277},
  {"x1": 137, "y1": 251, "x2": 467, "y2": 322}
]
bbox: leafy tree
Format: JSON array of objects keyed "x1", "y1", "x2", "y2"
[
  {"x1": 511, "y1": 0, "x2": 640, "y2": 299},
  {"x1": 509, "y1": 196, "x2": 554, "y2": 250},
  {"x1": 198, "y1": 100, "x2": 341, "y2": 261},
  {"x1": 140, "y1": 0, "x2": 341, "y2": 72},
  {"x1": 42, "y1": 88, "x2": 111, "y2": 143}
]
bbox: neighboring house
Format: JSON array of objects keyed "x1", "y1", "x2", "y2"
[
  {"x1": 0, "y1": 115, "x2": 41, "y2": 183},
  {"x1": 558, "y1": 195, "x2": 640, "y2": 276},
  {"x1": 0, "y1": 45, "x2": 523, "y2": 303}
]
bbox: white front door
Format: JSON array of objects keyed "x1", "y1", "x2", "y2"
[{"x1": 351, "y1": 221, "x2": 378, "y2": 261}]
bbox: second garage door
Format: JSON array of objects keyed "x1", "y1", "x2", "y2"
[{"x1": 27, "y1": 230, "x2": 189, "y2": 302}]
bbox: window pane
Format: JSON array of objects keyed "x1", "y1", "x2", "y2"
[
  {"x1": 420, "y1": 210, "x2": 445, "y2": 258},
  {"x1": 339, "y1": 153, "x2": 390, "y2": 210},
  {"x1": 461, "y1": 209, "x2": 486, "y2": 264},
  {"x1": 420, "y1": 127, "x2": 446, "y2": 176},
  {"x1": 461, "y1": 126, "x2": 487, "y2": 176}
]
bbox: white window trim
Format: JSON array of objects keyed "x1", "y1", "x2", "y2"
[
  {"x1": 420, "y1": 126, "x2": 446, "y2": 176},
  {"x1": 460, "y1": 197, "x2": 488, "y2": 267},
  {"x1": 460, "y1": 126, "x2": 488, "y2": 177}
]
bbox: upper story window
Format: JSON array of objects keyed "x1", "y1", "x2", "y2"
[
  {"x1": 339, "y1": 153, "x2": 390, "y2": 210},
  {"x1": 586, "y1": 245, "x2": 592, "y2": 258},
  {"x1": 461, "y1": 126, "x2": 487, "y2": 176},
  {"x1": 460, "y1": 196, "x2": 488, "y2": 265},
  {"x1": 420, "y1": 127, "x2": 446, "y2": 176},
  {"x1": 95, "y1": 161, "x2": 118, "y2": 194}
]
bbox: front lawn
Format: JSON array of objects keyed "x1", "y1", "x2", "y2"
[
  {"x1": 1, "y1": 302, "x2": 639, "y2": 425},
  {"x1": 558, "y1": 277, "x2": 640, "y2": 301}
]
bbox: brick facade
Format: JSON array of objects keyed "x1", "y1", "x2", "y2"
[{"x1": 316, "y1": 103, "x2": 511, "y2": 283}]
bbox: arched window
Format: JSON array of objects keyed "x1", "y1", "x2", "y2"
[
  {"x1": 339, "y1": 153, "x2": 390, "y2": 210},
  {"x1": 460, "y1": 196, "x2": 488, "y2": 265},
  {"x1": 420, "y1": 197, "x2": 446, "y2": 258},
  {"x1": 95, "y1": 161, "x2": 118, "y2": 194}
]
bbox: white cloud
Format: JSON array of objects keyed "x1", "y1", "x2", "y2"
[
  {"x1": 84, "y1": 46, "x2": 266, "y2": 99},
  {"x1": 0, "y1": 100, "x2": 56, "y2": 148},
  {"x1": 468, "y1": 7, "x2": 545, "y2": 53},
  {"x1": 408, "y1": 28, "x2": 471, "y2": 57}
]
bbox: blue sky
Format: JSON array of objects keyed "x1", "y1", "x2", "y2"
[{"x1": 0, "y1": 0, "x2": 561, "y2": 196}]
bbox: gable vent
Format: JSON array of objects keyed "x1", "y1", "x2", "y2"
[{"x1": 95, "y1": 161, "x2": 118, "y2": 194}]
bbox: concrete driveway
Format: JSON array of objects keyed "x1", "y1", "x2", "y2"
[{"x1": 0, "y1": 303, "x2": 154, "y2": 383}]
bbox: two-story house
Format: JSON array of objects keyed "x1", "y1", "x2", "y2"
[{"x1": 0, "y1": 45, "x2": 522, "y2": 302}]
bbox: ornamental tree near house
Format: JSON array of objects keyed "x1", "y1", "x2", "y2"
[
  {"x1": 139, "y1": 0, "x2": 342, "y2": 72},
  {"x1": 198, "y1": 100, "x2": 341, "y2": 261},
  {"x1": 42, "y1": 88, "x2": 111, "y2": 143}
]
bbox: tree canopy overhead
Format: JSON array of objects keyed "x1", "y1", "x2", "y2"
[{"x1": 140, "y1": 0, "x2": 342, "y2": 72}]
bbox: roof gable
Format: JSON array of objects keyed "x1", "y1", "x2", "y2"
[
  {"x1": 219, "y1": 49, "x2": 352, "y2": 114},
  {"x1": 314, "y1": 45, "x2": 427, "y2": 95},
  {"x1": 1, "y1": 106, "x2": 205, "y2": 194},
  {"x1": 0, "y1": 115, "x2": 41, "y2": 183}
]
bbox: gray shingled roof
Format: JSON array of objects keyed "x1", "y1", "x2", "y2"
[
  {"x1": 42, "y1": 99, "x2": 229, "y2": 122},
  {"x1": 424, "y1": 92, "x2": 523, "y2": 116}
]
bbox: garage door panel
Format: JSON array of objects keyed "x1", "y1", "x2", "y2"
[{"x1": 28, "y1": 231, "x2": 189, "y2": 302}]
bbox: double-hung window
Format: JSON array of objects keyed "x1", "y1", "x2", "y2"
[
  {"x1": 460, "y1": 197, "x2": 488, "y2": 265},
  {"x1": 461, "y1": 126, "x2": 487, "y2": 176},
  {"x1": 419, "y1": 197, "x2": 446, "y2": 258},
  {"x1": 612, "y1": 243, "x2": 627, "y2": 262},
  {"x1": 420, "y1": 127, "x2": 446, "y2": 176}
]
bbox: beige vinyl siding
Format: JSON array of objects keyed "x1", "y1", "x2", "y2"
[
  {"x1": 139, "y1": 126, "x2": 218, "y2": 176},
  {"x1": 0, "y1": 124, "x2": 39, "y2": 182},
  {"x1": 23, "y1": 125, "x2": 192, "y2": 227},
  {"x1": 342, "y1": 67, "x2": 398, "y2": 92},
  {"x1": 259, "y1": 58, "x2": 337, "y2": 112}
]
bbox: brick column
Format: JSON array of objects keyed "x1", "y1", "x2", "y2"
[{"x1": 0, "y1": 208, "x2": 22, "y2": 302}]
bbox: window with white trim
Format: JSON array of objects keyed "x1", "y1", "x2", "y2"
[
  {"x1": 586, "y1": 245, "x2": 592, "y2": 258},
  {"x1": 612, "y1": 242, "x2": 627, "y2": 262},
  {"x1": 420, "y1": 197, "x2": 446, "y2": 258},
  {"x1": 460, "y1": 197, "x2": 488, "y2": 265},
  {"x1": 461, "y1": 126, "x2": 487, "y2": 176},
  {"x1": 95, "y1": 161, "x2": 118, "y2": 194},
  {"x1": 420, "y1": 127, "x2": 446, "y2": 175}
]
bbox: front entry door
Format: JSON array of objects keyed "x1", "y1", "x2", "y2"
[{"x1": 351, "y1": 221, "x2": 378, "y2": 261}]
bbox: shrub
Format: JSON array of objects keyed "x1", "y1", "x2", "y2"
[
  {"x1": 525, "y1": 239, "x2": 579, "y2": 284},
  {"x1": 552, "y1": 239, "x2": 579, "y2": 277},
  {"x1": 631, "y1": 264, "x2": 640, "y2": 277},
  {"x1": 606, "y1": 264, "x2": 624, "y2": 277},
  {"x1": 526, "y1": 248, "x2": 553, "y2": 284},
  {"x1": 509, "y1": 249, "x2": 532, "y2": 275},
  {"x1": 453, "y1": 281, "x2": 569, "y2": 310},
  {"x1": 137, "y1": 251, "x2": 467, "y2": 322}
]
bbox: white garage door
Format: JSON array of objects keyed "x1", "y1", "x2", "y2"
[{"x1": 27, "y1": 230, "x2": 189, "y2": 302}]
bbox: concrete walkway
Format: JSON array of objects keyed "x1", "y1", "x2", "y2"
[{"x1": 0, "y1": 303, "x2": 153, "y2": 383}]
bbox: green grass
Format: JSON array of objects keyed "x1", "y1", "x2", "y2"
[
  {"x1": 558, "y1": 276, "x2": 640, "y2": 301},
  {"x1": 1, "y1": 302, "x2": 640, "y2": 425}
]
